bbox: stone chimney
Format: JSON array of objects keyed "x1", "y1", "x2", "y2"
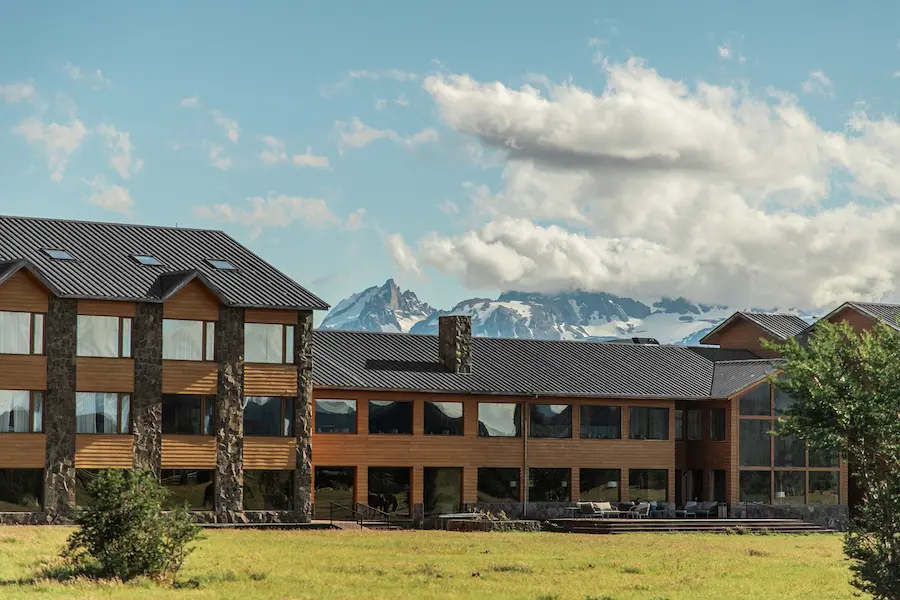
[{"x1": 439, "y1": 315, "x2": 472, "y2": 374}]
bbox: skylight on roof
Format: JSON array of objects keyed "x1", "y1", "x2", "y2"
[
  {"x1": 43, "y1": 249, "x2": 75, "y2": 260},
  {"x1": 132, "y1": 255, "x2": 163, "y2": 266},
  {"x1": 206, "y1": 259, "x2": 236, "y2": 271}
]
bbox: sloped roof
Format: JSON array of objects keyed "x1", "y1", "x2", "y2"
[
  {"x1": 842, "y1": 302, "x2": 900, "y2": 331},
  {"x1": 699, "y1": 311, "x2": 809, "y2": 345},
  {"x1": 313, "y1": 330, "x2": 775, "y2": 399},
  {"x1": 710, "y1": 360, "x2": 780, "y2": 398},
  {"x1": 0, "y1": 215, "x2": 327, "y2": 310}
]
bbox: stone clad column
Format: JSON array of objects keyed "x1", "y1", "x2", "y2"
[
  {"x1": 215, "y1": 305, "x2": 244, "y2": 519},
  {"x1": 293, "y1": 310, "x2": 313, "y2": 521},
  {"x1": 44, "y1": 296, "x2": 77, "y2": 521},
  {"x1": 132, "y1": 303, "x2": 163, "y2": 475}
]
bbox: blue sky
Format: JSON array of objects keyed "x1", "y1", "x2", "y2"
[{"x1": 3, "y1": 1, "x2": 900, "y2": 317}]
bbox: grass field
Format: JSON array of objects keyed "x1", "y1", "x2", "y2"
[{"x1": 0, "y1": 528, "x2": 859, "y2": 599}]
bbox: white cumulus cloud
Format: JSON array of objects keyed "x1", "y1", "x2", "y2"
[
  {"x1": 83, "y1": 175, "x2": 134, "y2": 215},
  {"x1": 385, "y1": 233, "x2": 421, "y2": 275},
  {"x1": 14, "y1": 117, "x2": 88, "y2": 182},
  {"x1": 194, "y1": 194, "x2": 364, "y2": 237},
  {"x1": 0, "y1": 81, "x2": 36, "y2": 104},
  {"x1": 209, "y1": 144, "x2": 233, "y2": 171}
]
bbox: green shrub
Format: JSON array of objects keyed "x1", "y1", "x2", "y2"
[{"x1": 63, "y1": 469, "x2": 202, "y2": 582}]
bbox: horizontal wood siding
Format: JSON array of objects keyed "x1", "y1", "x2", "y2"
[
  {"x1": 827, "y1": 306, "x2": 878, "y2": 334},
  {"x1": 162, "y1": 361, "x2": 217, "y2": 394},
  {"x1": 245, "y1": 309, "x2": 298, "y2": 325},
  {"x1": 0, "y1": 434, "x2": 45, "y2": 468},
  {"x1": 0, "y1": 271, "x2": 48, "y2": 313},
  {"x1": 683, "y1": 400, "x2": 731, "y2": 471},
  {"x1": 163, "y1": 280, "x2": 219, "y2": 321},
  {"x1": 76, "y1": 357, "x2": 134, "y2": 392},
  {"x1": 245, "y1": 364, "x2": 297, "y2": 396},
  {"x1": 75, "y1": 435, "x2": 134, "y2": 468},
  {"x1": 244, "y1": 437, "x2": 296, "y2": 469},
  {"x1": 161, "y1": 435, "x2": 216, "y2": 468},
  {"x1": 705, "y1": 318, "x2": 780, "y2": 358},
  {"x1": 0, "y1": 355, "x2": 46, "y2": 390},
  {"x1": 77, "y1": 300, "x2": 136, "y2": 317}
]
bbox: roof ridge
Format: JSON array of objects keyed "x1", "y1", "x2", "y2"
[{"x1": 0, "y1": 213, "x2": 226, "y2": 235}]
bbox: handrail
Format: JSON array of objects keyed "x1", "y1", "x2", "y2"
[
  {"x1": 355, "y1": 502, "x2": 391, "y2": 521},
  {"x1": 329, "y1": 502, "x2": 365, "y2": 526}
]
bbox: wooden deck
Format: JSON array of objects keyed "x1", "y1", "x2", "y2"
[{"x1": 547, "y1": 518, "x2": 834, "y2": 534}]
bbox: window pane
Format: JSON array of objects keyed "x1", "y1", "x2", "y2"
[
  {"x1": 314, "y1": 466, "x2": 355, "y2": 520},
  {"x1": 162, "y1": 394, "x2": 203, "y2": 435},
  {"x1": 628, "y1": 407, "x2": 669, "y2": 440},
  {"x1": 809, "y1": 446, "x2": 840, "y2": 468},
  {"x1": 32, "y1": 392, "x2": 42, "y2": 433},
  {"x1": 739, "y1": 383, "x2": 770, "y2": 416},
  {"x1": 529, "y1": 404, "x2": 572, "y2": 438},
  {"x1": 315, "y1": 400, "x2": 357, "y2": 434},
  {"x1": 244, "y1": 323, "x2": 284, "y2": 363},
  {"x1": 368, "y1": 467, "x2": 410, "y2": 516},
  {"x1": 76, "y1": 316, "x2": 120, "y2": 358},
  {"x1": 628, "y1": 469, "x2": 667, "y2": 502},
  {"x1": 774, "y1": 386, "x2": 795, "y2": 417},
  {"x1": 0, "y1": 469, "x2": 42, "y2": 511},
  {"x1": 809, "y1": 472, "x2": 839, "y2": 505},
  {"x1": 244, "y1": 396, "x2": 284, "y2": 436},
  {"x1": 580, "y1": 468, "x2": 621, "y2": 502},
  {"x1": 529, "y1": 468, "x2": 570, "y2": 502},
  {"x1": 75, "y1": 392, "x2": 119, "y2": 433},
  {"x1": 205, "y1": 322, "x2": 215, "y2": 361},
  {"x1": 710, "y1": 408, "x2": 726, "y2": 441},
  {"x1": 0, "y1": 390, "x2": 30, "y2": 432},
  {"x1": 285, "y1": 326, "x2": 294, "y2": 362},
  {"x1": 283, "y1": 397, "x2": 293, "y2": 436},
  {"x1": 121, "y1": 318, "x2": 132, "y2": 358},
  {"x1": 424, "y1": 467, "x2": 462, "y2": 516},
  {"x1": 75, "y1": 469, "x2": 101, "y2": 507},
  {"x1": 120, "y1": 394, "x2": 130, "y2": 434},
  {"x1": 713, "y1": 470, "x2": 727, "y2": 502},
  {"x1": 424, "y1": 401, "x2": 463, "y2": 435},
  {"x1": 32, "y1": 314, "x2": 43, "y2": 354},
  {"x1": 204, "y1": 397, "x2": 214, "y2": 435},
  {"x1": 244, "y1": 470, "x2": 293, "y2": 510},
  {"x1": 580, "y1": 405, "x2": 621, "y2": 439},
  {"x1": 161, "y1": 470, "x2": 214, "y2": 510},
  {"x1": 687, "y1": 410, "x2": 703, "y2": 441},
  {"x1": 478, "y1": 403, "x2": 521, "y2": 437},
  {"x1": 163, "y1": 319, "x2": 204, "y2": 360},
  {"x1": 674, "y1": 409, "x2": 684, "y2": 441},
  {"x1": 774, "y1": 471, "x2": 805, "y2": 504},
  {"x1": 0, "y1": 311, "x2": 31, "y2": 354},
  {"x1": 477, "y1": 467, "x2": 519, "y2": 502},
  {"x1": 739, "y1": 470, "x2": 770, "y2": 503},
  {"x1": 739, "y1": 420, "x2": 772, "y2": 467},
  {"x1": 774, "y1": 421, "x2": 805, "y2": 467},
  {"x1": 368, "y1": 400, "x2": 412, "y2": 435}
]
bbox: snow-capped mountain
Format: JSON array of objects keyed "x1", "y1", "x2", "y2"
[{"x1": 320, "y1": 279, "x2": 818, "y2": 345}]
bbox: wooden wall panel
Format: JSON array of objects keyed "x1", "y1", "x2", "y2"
[
  {"x1": 826, "y1": 306, "x2": 878, "y2": 334},
  {"x1": 245, "y1": 309, "x2": 298, "y2": 325},
  {"x1": 163, "y1": 280, "x2": 219, "y2": 321},
  {"x1": 244, "y1": 437, "x2": 296, "y2": 469},
  {"x1": 0, "y1": 271, "x2": 48, "y2": 313},
  {"x1": 76, "y1": 357, "x2": 134, "y2": 392},
  {"x1": 0, "y1": 434, "x2": 45, "y2": 468},
  {"x1": 705, "y1": 318, "x2": 780, "y2": 357},
  {"x1": 245, "y1": 364, "x2": 297, "y2": 396},
  {"x1": 0, "y1": 355, "x2": 46, "y2": 390},
  {"x1": 75, "y1": 435, "x2": 134, "y2": 468},
  {"x1": 161, "y1": 435, "x2": 216, "y2": 468},
  {"x1": 77, "y1": 300, "x2": 136, "y2": 318},
  {"x1": 162, "y1": 361, "x2": 217, "y2": 394}
]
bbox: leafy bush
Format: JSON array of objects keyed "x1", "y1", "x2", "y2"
[{"x1": 63, "y1": 469, "x2": 202, "y2": 582}]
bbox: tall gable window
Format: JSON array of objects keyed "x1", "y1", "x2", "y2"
[
  {"x1": 77, "y1": 315, "x2": 132, "y2": 358},
  {"x1": 245, "y1": 323, "x2": 293, "y2": 364},
  {"x1": 0, "y1": 311, "x2": 43, "y2": 355}
]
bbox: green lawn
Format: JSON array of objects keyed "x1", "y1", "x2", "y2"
[{"x1": 0, "y1": 528, "x2": 859, "y2": 599}]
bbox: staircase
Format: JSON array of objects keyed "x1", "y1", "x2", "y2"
[
  {"x1": 328, "y1": 502, "x2": 411, "y2": 530},
  {"x1": 548, "y1": 518, "x2": 834, "y2": 535}
]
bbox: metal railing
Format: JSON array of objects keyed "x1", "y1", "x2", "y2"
[{"x1": 328, "y1": 502, "x2": 392, "y2": 527}]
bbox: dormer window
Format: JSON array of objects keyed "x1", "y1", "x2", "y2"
[
  {"x1": 44, "y1": 249, "x2": 75, "y2": 260},
  {"x1": 132, "y1": 255, "x2": 163, "y2": 266},
  {"x1": 206, "y1": 259, "x2": 236, "y2": 271}
]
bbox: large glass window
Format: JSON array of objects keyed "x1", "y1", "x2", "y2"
[
  {"x1": 774, "y1": 471, "x2": 805, "y2": 504},
  {"x1": 739, "y1": 420, "x2": 771, "y2": 467},
  {"x1": 774, "y1": 422, "x2": 806, "y2": 468},
  {"x1": 161, "y1": 469, "x2": 214, "y2": 510},
  {"x1": 244, "y1": 470, "x2": 293, "y2": 510},
  {"x1": 809, "y1": 446, "x2": 840, "y2": 468},
  {"x1": 528, "y1": 468, "x2": 570, "y2": 502},
  {"x1": 314, "y1": 466, "x2": 355, "y2": 519},
  {"x1": 809, "y1": 472, "x2": 839, "y2": 505},
  {"x1": 774, "y1": 386, "x2": 795, "y2": 417},
  {"x1": 0, "y1": 390, "x2": 42, "y2": 433},
  {"x1": 0, "y1": 311, "x2": 42, "y2": 354},
  {"x1": 713, "y1": 470, "x2": 727, "y2": 502},
  {"x1": 477, "y1": 403, "x2": 521, "y2": 437},
  {"x1": 368, "y1": 467, "x2": 410, "y2": 516},
  {"x1": 477, "y1": 467, "x2": 520, "y2": 502},
  {"x1": 368, "y1": 400, "x2": 412, "y2": 435},
  {"x1": 244, "y1": 396, "x2": 293, "y2": 436},
  {"x1": 710, "y1": 408, "x2": 726, "y2": 441},
  {"x1": 580, "y1": 405, "x2": 621, "y2": 439},
  {"x1": 739, "y1": 383, "x2": 770, "y2": 415},
  {"x1": 529, "y1": 404, "x2": 572, "y2": 438},
  {"x1": 75, "y1": 392, "x2": 130, "y2": 434},
  {"x1": 245, "y1": 323, "x2": 292, "y2": 364},
  {"x1": 77, "y1": 315, "x2": 132, "y2": 358},
  {"x1": 424, "y1": 402, "x2": 463, "y2": 436},
  {"x1": 628, "y1": 407, "x2": 669, "y2": 440},
  {"x1": 163, "y1": 319, "x2": 215, "y2": 361},
  {"x1": 674, "y1": 409, "x2": 684, "y2": 441},
  {"x1": 628, "y1": 469, "x2": 667, "y2": 502},
  {"x1": 315, "y1": 399, "x2": 357, "y2": 434},
  {"x1": 687, "y1": 410, "x2": 703, "y2": 441},
  {"x1": 75, "y1": 468, "x2": 127, "y2": 507},
  {"x1": 580, "y1": 469, "x2": 621, "y2": 502},
  {"x1": 0, "y1": 469, "x2": 42, "y2": 511},
  {"x1": 739, "y1": 471, "x2": 770, "y2": 503},
  {"x1": 424, "y1": 467, "x2": 462, "y2": 516},
  {"x1": 162, "y1": 394, "x2": 213, "y2": 435}
]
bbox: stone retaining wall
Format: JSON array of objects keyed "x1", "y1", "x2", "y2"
[
  {"x1": 729, "y1": 503, "x2": 848, "y2": 531},
  {"x1": 444, "y1": 519, "x2": 541, "y2": 533}
]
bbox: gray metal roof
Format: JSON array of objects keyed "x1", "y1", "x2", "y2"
[
  {"x1": 0, "y1": 215, "x2": 328, "y2": 310},
  {"x1": 710, "y1": 360, "x2": 780, "y2": 398},
  {"x1": 313, "y1": 330, "x2": 774, "y2": 399},
  {"x1": 686, "y1": 347, "x2": 760, "y2": 362},
  {"x1": 739, "y1": 312, "x2": 809, "y2": 338},
  {"x1": 846, "y1": 302, "x2": 900, "y2": 331}
]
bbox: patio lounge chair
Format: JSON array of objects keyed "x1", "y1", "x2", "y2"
[
  {"x1": 575, "y1": 501, "x2": 622, "y2": 518},
  {"x1": 675, "y1": 501, "x2": 697, "y2": 518},
  {"x1": 626, "y1": 502, "x2": 650, "y2": 519},
  {"x1": 694, "y1": 501, "x2": 718, "y2": 518}
]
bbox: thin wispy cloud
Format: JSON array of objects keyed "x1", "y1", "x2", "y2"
[
  {"x1": 179, "y1": 96, "x2": 199, "y2": 108},
  {"x1": 210, "y1": 109, "x2": 240, "y2": 143}
]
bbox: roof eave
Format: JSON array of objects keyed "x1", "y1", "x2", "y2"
[{"x1": 311, "y1": 384, "x2": 713, "y2": 401}]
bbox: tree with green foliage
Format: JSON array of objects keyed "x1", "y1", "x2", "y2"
[
  {"x1": 63, "y1": 469, "x2": 202, "y2": 582},
  {"x1": 768, "y1": 320, "x2": 900, "y2": 600}
]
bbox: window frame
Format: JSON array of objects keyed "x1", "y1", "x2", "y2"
[
  {"x1": 477, "y1": 402, "x2": 522, "y2": 438},
  {"x1": 76, "y1": 315, "x2": 133, "y2": 358},
  {"x1": 674, "y1": 409, "x2": 684, "y2": 441},
  {"x1": 0, "y1": 390, "x2": 44, "y2": 433},
  {"x1": 0, "y1": 311, "x2": 44, "y2": 356},
  {"x1": 244, "y1": 322, "x2": 294, "y2": 365},
  {"x1": 43, "y1": 248, "x2": 75, "y2": 260},
  {"x1": 131, "y1": 254, "x2": 163, "y2": 266},
  {"x1": 314, "y1": 399, "x2": 358, "y2": 434},
  {"x1": 423, "y1": 400, "x2": 464, "y2": 436},
  {"x1": 161, "y1": 394, "x2": 215, "y2": 436},
  {"x1": 162, "y1": 319, "x2": 216, "y2": 362},
  {"x1": 579, "y1": 404, "x2": 621, "y2": 440},
  {"x1": 368, "y1": 400, "x2": 413, "y2": 435},
  {"x1": 74, "y1": 392, "x2": 131, "y2": 435},
  {"x1": 628, "y1": 406, "x2": 670, "y2": 441},
  {"x1": 243, "y1": 396, "x2": 294, "y2": 437},
  {"x1": 528, "y1": 403, "x2": 573, "y2": 439}
]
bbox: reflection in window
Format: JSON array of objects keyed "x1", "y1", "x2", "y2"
[
  {"x1": 580, "y1": 468, "x2": 620, "y2": 502},
  {"x1": 77, "y1": 315, "x2": 131, "y2": 358},
  {"x1": 529, "y1": 468, "x2": 570, "y2": 502},
  {"x1": 675, "y1": 409, "x2": 684, "y2": 441},
  {"x1": 0, "y1": 469, "x2": 42, "y2": 512},
  {"x1": 244, "y1": 396, "x2": 292, "y2": 436},
  {"x1": 477, "y1": 403, "x2": 521, "y2": 437},
  {"x1": 424, "y1": 467, "x2": 462, "y2": 516},
  {"x1": 580, "y1": 405, "x2": 621, "y2": 439},
  {"x1": 774, "y1": 471, "x2": 804, "y2": 504},
  {"x1": 0, "y1": 311, "x2": 32, "y2": 354},
  {"x1": 424, "y1": 401, "x2": 463, "y2": 435},
  {"x1": 368, "y1": 467, "x2": 410, "y2": 516},
  {"x1": 687, "y1": 410, "x2": 703, "y2": 441},
  {"x1": 774, "y1": 386, "x2": 795, "y2": 417},
  {"x1": 314, "y1": 466, "x2": 356, "y2": 519},
  {"x1": 160, "y1": 469, "x2": 214, "y2": 510},
  {"x1": 713, "y1": 470, "x2": 727, "y2": 502},
  {"x1": 710, "y1": 408, "x2": 726, "y2": 441},
  {"x1": 739, "y1": 471, "x2": 770, "y2": 503},
  {"x1": 244, "y1": 470, "x2": 293, "y2": 510},
  {"x1": 628, "y1": 469, "x2": 667, "y2": 502},
  {"x1": 809, "y1": 446, "x2": 840, "y2": 468},
  {"x1": 315, "y1": 400, "x2": 357, "y2": 433},
  {"x1": 529, "y1": 404, "x2": 572, "y2": 438},
  {"x1": 162, "y1": 394, "x2": 213, "y2": 435},
  {"x1": 809, "y1": 471, "x2": 839, "y2": 505},
  {"x1": 739, "y1": 420, "x2": 772, "y2": 467},
  {"x1": 629, "y1": 407, "x2": 669, "y2": 440},
  {"x1": 774, "y1": 421, "x2": 805, "y2": 467},
  {"x1": 244, "y1": 323, "x2": 287, "y2": 363},
  {"x1": 163, "y1": 319, "x2": 216, "y2": 361},
  {"x1": 368, "y1": 400, "x2": 412, "y2": 435},
  {"x1": 76, "y1": 392, "x2": 130, "y2": 434},
  {"x1": 0, "y1": 390, "x2": 31, "y2": 433},
  {"x1": 75, "y1": 468, "x2": 129, "y2": 507},
  {"x1": 477, "y1": 467, "x2": 520, "y2": 502},
  {"x1": 739, "y1": 383, "x2": 770, "y2": 416}
]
